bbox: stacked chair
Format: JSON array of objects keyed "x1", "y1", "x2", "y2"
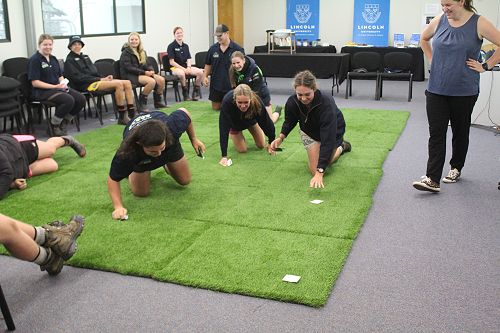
[
  {"x1": 0, "y1": 283, "x2": 15, "y2": 330},
  {"x1": 0, "y1": 76, "x2": 25, "y2": 133}
]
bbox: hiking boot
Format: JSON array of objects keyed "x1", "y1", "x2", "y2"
[
  {"x1": 43, "y1": 215, "x2": 85, "y2": 260},
  {"x1": 62, "y1": 135, "x2": 86, "y2": 157},
  {"x1": 182, "y1": 86, "x2": 192, "y2": 101},
  {"x1": 138, "y1": 94, "x2": 149, "y2": 113},
  {"x1": 341, "y1": 140, "x2": 352, "y2": 154},
  {"x1": 412, "y1": 176, "x2": 440, "y2": 193},
  {"x1": 59, "y1": 119, "x2": 70, "y2": 134},
  {"x1": 40, "y1": 248, "x2": 64, "y2": 276},
  {"x1": 443, "y1": 168, "x2": 461, "y2": 183},
  {"x1": 153, "y1": 92, "x2": 166, "y2": 108},
  {"x1": 192, "y1": 85, "x2": 201, "y2": 101},
  {"x1": 48, "y1": 121, "x2": 66, "y2": 137}
]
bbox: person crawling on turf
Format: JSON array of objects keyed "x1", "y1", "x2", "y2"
[{"x1": 107, "y1": 108, "x2": 205, "y2": 220}]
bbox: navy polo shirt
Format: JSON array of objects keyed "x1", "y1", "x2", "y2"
[
  {"x1": 27, "y1": 52, "x2": 62, "y2": 99},
  {"x1": 109, "y1": 110, "x2": 191, "y2": 181},
  {"x1": 205, "y1": 41, "x2": 244, "y2": 93},
  {"x1": 167, "y1": 40, "x2": 191, "y2": 68}
]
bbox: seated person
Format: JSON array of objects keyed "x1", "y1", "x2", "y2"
[
  {"x1": 120, "y1": 32, "x2": 165, "y2": 111},
  {"x1": 167, "y1": 26, "x2": 204, "y2": 101},
  {"x1": 0, "y1": 134, "x2": 86, "y2": 200},
  {"x1": 107, "y1": 109, "x2": 205, "y2": 220},
  {"x1": 0, "y1": 213, "x2": 85, "y2": 276},
  {"x1": 28, "y1": 34, "x2": 86, "y2": 136},
  {"x1": 64, "y1": 35, "x2": 136, "y2": 125},
  {"x1": 270, "y1": 70, "x2": 351, "y2": 188},
  {"x1": 229, "y1": 51, "x2": 281, "y2": 123},
  {"x1": 219, "y1": 84, "x2": 276, "y2": 166}
]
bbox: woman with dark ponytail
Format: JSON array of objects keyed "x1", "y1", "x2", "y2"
[{"x1": 107, "y1": 108, "x2": 205, "y2": 220}]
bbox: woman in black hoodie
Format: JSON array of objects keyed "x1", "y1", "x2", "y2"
[
  {"x1": 64, "y1": 35, "x2": 136, "y2": 124},
  {"x1": 229, "y1": 51, "x2": 281, "y2": 123},
  {"x1": 119, "y1": 32, "x2": 165, "y2": 111},
  {"x1": 270, "y1": 70, "x2": 351, "y2": 189}
]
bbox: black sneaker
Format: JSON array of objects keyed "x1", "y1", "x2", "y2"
[
  {"x1": 412, "y1": 176, "x2": 440, "y2": 193},
  {"x1": 61, "y1": 136, "x2": 86, "y2": 157},
  {"x1": 341, "y1": 140, "x2": 352, "y2": 154}
]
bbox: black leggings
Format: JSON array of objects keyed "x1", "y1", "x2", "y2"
[
  {"x1": 425, "y1": 90, "x2": 478, "y2": 183},
  {"x1": 37, "y1": 88, "x2": 86, "y2": 119}
]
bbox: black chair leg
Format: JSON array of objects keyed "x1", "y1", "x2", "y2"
[{"x1": 0, "y1": 284, "x2": 16, "y2": 331}]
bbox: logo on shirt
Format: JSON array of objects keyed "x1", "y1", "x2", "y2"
[
  {"x1": 128, "y1": 113, "x2": 153, "y2": 131},
  {"x1": 41, "y1": 62, "x2": 50, "y2": 68},
  {"x1": 213, "y1": 52, "x2": 219, "y2": 58}
]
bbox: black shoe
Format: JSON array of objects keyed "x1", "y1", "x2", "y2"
[{"x1": 341, "y1": 140, "x2": 351, "y2": 154}]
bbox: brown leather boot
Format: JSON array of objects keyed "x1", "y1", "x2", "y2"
[
  {"x1": 182, "y1": 86, "x2": 192, "y2": 101},
  {"x1": 153, "y1": 92, "x2": 166, "y2": 108},
  {"x1": 138, "y1": 94, "x2": 149, "y2": 113}
]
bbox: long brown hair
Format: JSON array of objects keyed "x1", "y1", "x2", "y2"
[
  {"x1": 233, "y1": 84, "x2": 262, "y2": 119},
  {"x1": 457, "y1": 0, "x2": 476, "y2": 12},
  {"x1": 229, "y1": 51, "x2": 245, "y2": 88},
  {"x1": 117, "y1": 120, "x2": 173, "y2": 159}
]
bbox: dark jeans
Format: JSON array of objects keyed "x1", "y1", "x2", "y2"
[
  {"x1": 425, "y1": 90, "x2": 478, "y2": 183},
  {"x1": 37, "y1": 88, "x2": 86, "y2": 120}
]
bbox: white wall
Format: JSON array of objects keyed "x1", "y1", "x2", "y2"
[
  {"x1": 243, "y1": 0, "x2": 500, "y2": 52},
  {"x1": 0, "y1": 0, "x2": 211, "y2": 68},
  {"x1": 1, "y1": 0, "x2": 499, "y2": 71}
]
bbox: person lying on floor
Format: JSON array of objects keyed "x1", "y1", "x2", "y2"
[
  {"x1": 218, "y1": 84, "x2": 276, "y2": 166},
  {"x1": 0, "y1": 134, "x2": 86, "y2": 200},
  {"x1": 0, "y1": 213, "x2": 85, "y2": 275},
  {"x1": 107, "y1": 108, "x2": 205, "y2": 220},
  {"x1": 270, "y1": 70, "x2": 351, "y2": 189}
]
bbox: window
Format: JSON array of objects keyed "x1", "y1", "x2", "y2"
[
  {"x1": 0, "y1": 0, "x2": 10, "y2": 42},
  {"x1": 42, "y1": 0, "x2": 145, "y2": 37}
]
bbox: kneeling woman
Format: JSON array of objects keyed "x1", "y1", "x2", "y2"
[
  {"x1": 270, "y1": 70, "x2": 351, "y2": 188},
  {"x1": 107, "y1": 109, "x2": 205, "y2": 220},
  {"x1": 219, "y1": 84, "x2": 276, "y2": 166}
]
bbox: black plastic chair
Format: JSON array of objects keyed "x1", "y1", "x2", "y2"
[
  {"x1": 0, "y1": 283, "x2": 16, "y2": 331},
  {"x1": 377, "y1": 52, "x2": 414, "y2": 102},
  {"x1": 147, "y1": 56, "x2": 179, "y2": 105},
  {"x1": 345, "y1": 51, "x2": 381, "y2": 100},
  {"x1": 158, "y1": 52, "x2": 195, "y2": 101},
  {"x1": 2, "y1": 57, "x2": 29, "y2": 79},
  {"x1": 194, "y1": 51, "x2": 207, "y2": 69},
  {"x1": 93, "y1": 61, "x2": 118, "y2": 118},
  {"x1": 0, "y1": 76, "x2": 25, "y2": 133}
]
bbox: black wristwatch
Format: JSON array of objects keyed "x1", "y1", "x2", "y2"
[
  {"x1": 482, "y1": 62, "x2": 491, "y2": 71},
  {"x1": 317, "y1": 168, "x2": 325, "y2": 174}
]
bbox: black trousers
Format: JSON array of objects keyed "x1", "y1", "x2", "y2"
[
  {"x1": 37, "y1": 88, "x2": 86, "y2": 120},
  {"x1": 425, "y1": 90, "x2": 478, "y2": 183}
]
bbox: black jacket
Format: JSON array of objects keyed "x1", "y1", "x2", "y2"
[
  {"x1": 281, "y1": 90, "x2": 345, "y2": 170},
  {"x1": 64, "y1": 51, "x2": 101, "y2": 91},
  {"x1": 119, "y1": 46, "x2": 152, "y2": 86},
  {"x1": 0, "y1": 134, "x2": 29, "y2": 199}
]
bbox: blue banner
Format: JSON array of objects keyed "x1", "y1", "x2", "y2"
[
  {"x1": 352, "y1": 0, "x2": 390, "y2": 46},
  {"x1": 286, "y1": 0, "x2": 319, "y2": 43}
]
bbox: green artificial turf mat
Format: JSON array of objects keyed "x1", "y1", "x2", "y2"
[{"x1": 0, "y1": 102, "x2": 409, "y2": 307}]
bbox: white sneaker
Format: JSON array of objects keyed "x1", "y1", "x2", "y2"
[{"x1": 443, "y1": 168, "x2": 460, "y2": 183}]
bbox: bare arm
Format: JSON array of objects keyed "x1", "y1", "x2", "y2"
[
  {"x1": 180, "y1": 108, "x2": 205, "y2": 153},
  {"x1": 202, "y1": 64, "x2": 212, "y2": 86},
  {"x1": 478, "y1": 16, "x2": 500, "y2": 69},
  {"x1": 421, "y1": 14, "x2": 442, "y2": 63},
  {"x1": 107, "y1": 176, "x2": 127, "y2": 220}
]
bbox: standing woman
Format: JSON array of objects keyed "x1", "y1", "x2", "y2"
[
  {"x1": 107, "y1": 109, "x2": 205, "y2": 220},
  {"x1": 120, "y1": 32, "x2": 166, "y2": 111},
  {"x1": 167, "y1": 26, "x2": 204, "y2": 101},
  {"x1": 218, "y1": 84, "x2": 276, "y2": 166},
  {"x1": 229, "y1": 51, "x2": 281, "y2": 123},
  {"x1": 270, "y1": 71, "x2": 351, "y2": 189},
  {"x1": 28, "y1": 34, "x2": 86, "y2": 136},
  {"x1": 412, "y1": 0, "x2": 500, "y2": 193},
  {"x1": 64, "y1": 35, "x2": 137, "y2": 125}
]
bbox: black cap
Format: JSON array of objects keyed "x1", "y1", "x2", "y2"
[
  {"x1": 214, "y1": 24, "x2": 229, "y2": 35},
  {"x1": 68, "y1": 35, "x2": 85, "y2": 49}
]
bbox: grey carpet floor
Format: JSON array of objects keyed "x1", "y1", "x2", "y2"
[{"x1": 1, "y1": 78, "x2": 499, "y2": 333}]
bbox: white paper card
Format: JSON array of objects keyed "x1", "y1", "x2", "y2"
[
  {"x1": 282, "y1": 274, "x2": 301, "y2": 283},
  {"x1": 310, "y1": 199, "x2": 324, "y2": 204}
]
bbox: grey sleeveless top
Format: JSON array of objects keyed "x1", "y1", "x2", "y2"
[{"x1": 428, "y1": 13, "x2": 482, "y2": 96}]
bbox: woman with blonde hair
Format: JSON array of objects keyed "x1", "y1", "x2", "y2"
[
  {"x1": 119, "y1": 32, "x2": 165, "y2": 111},
  {"x1": 218, "y1": 84, "x2": 276, "y2": 166}
]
